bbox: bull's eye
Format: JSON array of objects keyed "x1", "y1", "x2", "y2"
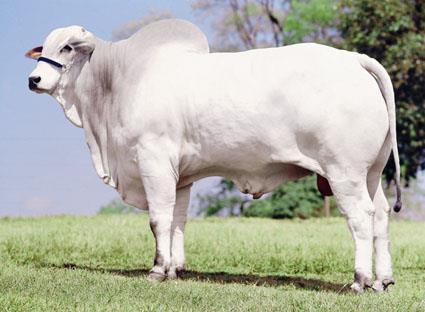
[{"x1": 60, "y1": 45, "x2": 72, "y2": 53}]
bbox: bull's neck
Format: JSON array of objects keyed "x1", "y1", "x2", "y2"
[
  {"x1": 58, "y1": 38, "x2": 121, "y2": 187},
  {"x1": 77, "y1": 38, "x2": 118, "y2": 123}
]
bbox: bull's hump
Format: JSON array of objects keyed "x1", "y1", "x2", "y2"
[{"x1": 129, "y1": 19, "x2": 209, "y2": 54}]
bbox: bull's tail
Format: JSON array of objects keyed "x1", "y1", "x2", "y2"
[{"x1": 357, "y1": 53, "x2": 402, "y2": 212}]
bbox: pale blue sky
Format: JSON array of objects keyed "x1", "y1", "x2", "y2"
[{"x1": 0, "y1": 0, "x2": 212, "y2": 216}]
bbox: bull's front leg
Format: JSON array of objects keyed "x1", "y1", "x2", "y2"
[
  {"x1": 168, "y1": 184, "x2": 192, "y2": 279},
  {"x1": 142, "y1": 172, "x2": 177, "y2": 282}
]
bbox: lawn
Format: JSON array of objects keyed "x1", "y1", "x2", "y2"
[{"x1": 0, "y1": 215, "x2": 424, "y2": 311}]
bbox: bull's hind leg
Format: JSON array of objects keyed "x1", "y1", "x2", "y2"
[
  {"x1": 329, "y1": 176, "x2": 375, "y2": 293},
  {"x1": 370, "y1": 180, "x2": 394, "y2": 292},
  {"x1": 168, "y1": 184, "x2": 192, "y2": 279},
  {"x1": 367, "y1": 135, "x2": 394, "y2": 291}
]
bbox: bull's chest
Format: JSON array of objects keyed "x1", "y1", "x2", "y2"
[{"x1": 88, "y1": 130, "x2": 147, "y2": 209}]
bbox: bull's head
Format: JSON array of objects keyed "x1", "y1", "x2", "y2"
[{"x1": 26, "y1": 26, "x2": 95, "y2": 126}]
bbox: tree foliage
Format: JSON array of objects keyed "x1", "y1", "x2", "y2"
[
  {"x1": 285, "y1": 0, "x2": 339, "y2": 44},
  {"x1": 339, "y1": 0, "x2": 425, "y2": 182}
]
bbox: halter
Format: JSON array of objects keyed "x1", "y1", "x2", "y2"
[{"x1": 37, "y1": 56, "x2": 64, "y2": 69}]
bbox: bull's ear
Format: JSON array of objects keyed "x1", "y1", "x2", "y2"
[
  {"x1": 25, "y1": 46, "x2": 43, "y2": 59},
  {"x1": 70, "y1": 40, "x2": 94, "y2": 55}
]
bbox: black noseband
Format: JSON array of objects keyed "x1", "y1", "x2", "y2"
[{"x1": 37, "y1": 56, "x2": 63, "y2": 68}]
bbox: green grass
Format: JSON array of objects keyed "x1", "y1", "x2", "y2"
[{"x1": 0, "y1": 215, "x2": 424, "y2": 311}]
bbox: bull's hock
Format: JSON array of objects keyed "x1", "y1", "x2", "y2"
[{"x1": 26, "y1": 18, "x2": 401, "y2": 293}]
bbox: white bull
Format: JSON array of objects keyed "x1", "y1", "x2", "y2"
[{"x1": 26, "y1": 19, "x2": 401, "y2": 292}]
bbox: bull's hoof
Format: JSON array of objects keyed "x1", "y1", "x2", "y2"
[
  {"x1": 351, "y1": 272, "x2": 372, "y2": 293},
  {"x1": 350, "y1": 282, "x2": 365, "y2": 293},
  {"x1": 147, "y1": 271, "x2": 167, "y2": 282},
  {"x1": 167, "y1": 266, "x2": 185, "y2": 280},
  {"x1": 372, "y1": 278, "x2": 395, "y2": 293}
]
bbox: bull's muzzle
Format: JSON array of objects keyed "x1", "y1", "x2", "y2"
[{"x1": 28, "y1": 76, "x2": 41, "y2": 90}]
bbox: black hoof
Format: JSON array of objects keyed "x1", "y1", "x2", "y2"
[
  {"x1": 168, "y1": 267, "x2": 185, "y2": 280},
  {"x1": 372, "y1": 278, "x2": 395, "y2": 292}
]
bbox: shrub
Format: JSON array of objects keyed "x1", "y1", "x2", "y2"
[
  {"x1": 98, "y1": 199, "x2": 139, "y2": 215},
  {"x1": 243, "y1": 176, "x2": 326, "y2": 219}
]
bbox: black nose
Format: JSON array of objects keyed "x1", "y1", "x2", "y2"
[{"x1": 28, "y1": 76, "x2": 41, "y2": 90}]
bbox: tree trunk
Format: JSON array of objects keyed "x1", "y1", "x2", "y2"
[{"x1": 323, "y1": 197, "x2": 330, "y2": 217}]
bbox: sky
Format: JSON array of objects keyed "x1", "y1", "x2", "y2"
[{"x1": 0, "y1": 0, "x2": 216, "y2": 216}]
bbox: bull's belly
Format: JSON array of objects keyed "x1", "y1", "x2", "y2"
[
  {"x1": 232, "y1": 164, "x2": 311, "y2": 195},
  {"x1": 179, "y1": 163, "x2": 311, "y2": 198}
]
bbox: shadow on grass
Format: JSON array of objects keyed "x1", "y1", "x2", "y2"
[{"x1": 47, "y1": 263, "x2": 351, "y2": 293}]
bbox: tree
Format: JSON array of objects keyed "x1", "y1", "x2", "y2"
[
  {"x1": 339, "y1": 0, "x2": 425, "y2": 183},
  {"x1": 191, "y1": 0, "x2": 339, "y2": 51}
]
